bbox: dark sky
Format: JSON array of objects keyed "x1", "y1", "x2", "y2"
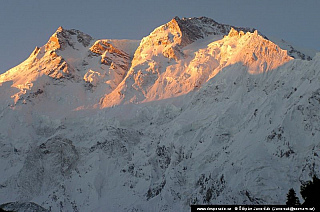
[{"x1": 1, "y1": 0, "x2": 319, "y2": 73}]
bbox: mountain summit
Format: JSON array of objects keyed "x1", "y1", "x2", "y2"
[
  {"x1": 46, "y1": 26, "x2": 93, "y2": 51},
  {"x1": 0, "y1": 17, "x2": 319, "y2": 212},
  {"x1": 0, "y1": 26, "x2": 139, "y2": 112},
  {"x1": 100, "y1": 18, "x2": 292, "y2": 107},
  {"x1": 0, "y1": 17, "x2": 314, "y2": 109}
]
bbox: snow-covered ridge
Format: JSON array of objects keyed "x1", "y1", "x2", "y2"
[
  {"x1": 100, "y1": 26, "x2": 292, "y2": 107},
  {"x1": 268, "y1": 36, "x2": 317, "y2": 60},
  {"x1": 132, "y1": 16, "x2": 260, "y2": 64},
  {"x1": 0, "y1": 26, "x2": 139, "y2": 110},
  {"x1": 170, "y1": 16, "x2": 260, "y2": 46},
  {"x1": 0, "y1": 17, "x2": 313, "y2": 109},
  {"x1": 0, "y1": 16, "x2": 320, "y2": 212}
]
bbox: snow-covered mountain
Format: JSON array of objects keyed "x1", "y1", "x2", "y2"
[
  {"x1": 0, "y1": 17, "x2": 319, "y2": 211},
  {"x1": 0, "y1": 26, "x2": 139, "y2": 115}
]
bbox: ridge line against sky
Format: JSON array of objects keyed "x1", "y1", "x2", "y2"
[{"x1": 1, "y1": 0, "x2": 319, "y2": 73}]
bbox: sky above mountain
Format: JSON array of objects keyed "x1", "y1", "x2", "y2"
[{"x1": 1, "y1": 0, "x2": 319, "y2": 74}]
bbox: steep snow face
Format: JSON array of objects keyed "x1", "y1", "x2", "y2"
[
  {"x1": 0, "y1": 27, "x2": 139, "y2": 113},
  {"x1": 1, "y1": 54, "x2": 320, "y2": 212},
  {"x1": 100, "y1": 27, "x2": 292, "y2": 107}
]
